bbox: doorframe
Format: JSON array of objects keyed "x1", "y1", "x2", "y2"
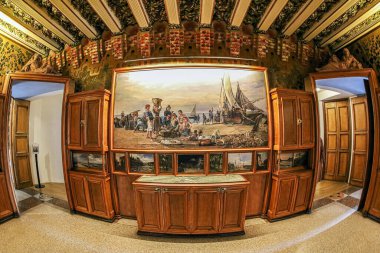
[
  {"x1": 1, "y1": 73, "x2": 73, "y2": 215},
  {"x1": 308, "y1": 69, "x2": 379, "y2": 213}
]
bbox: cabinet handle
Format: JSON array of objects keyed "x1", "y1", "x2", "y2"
[
  {"x1": 162, "y1": 188, "x2": 168, "y2": 193},
  {"x1": 154, "y1": 187, "x2": 160, "y2": 192},
  {"x1": 297, "y1": 119, "x2": 302, "y2": 125},
  {"x1": 221, "y1": 187, "x2": 227, "y2": 192}
]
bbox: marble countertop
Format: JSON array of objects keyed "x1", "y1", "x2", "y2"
[{"x1": 135, "y1": 174, "x2": 246, "y2": 184}]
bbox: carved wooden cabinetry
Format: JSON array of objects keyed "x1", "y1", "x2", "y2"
[
  {"x1": 66, "y1": 90, "x2": 114, "y2": 220},
  {"x1": 271, "y1": 89, "x2": 314, "y2": 150},
  {"x1": 268, "y1": 88, "x2": 316, "y2": 220},
  {"x1": 133, "y1": 175, "x2": 249, "y2": 235},
  {"x1": 67, "y1": 90, "x2": 110, "y2": 151}
]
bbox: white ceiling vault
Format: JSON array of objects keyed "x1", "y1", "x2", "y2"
[{"x1": 0, "y1": 0, "x2": 379, "y2": 55}]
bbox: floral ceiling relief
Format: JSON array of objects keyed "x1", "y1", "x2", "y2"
[
  {"x1": 70, "y1": 0, "x2": 107, "y2": 34},
  {"x1": 274, "y1": 0, "x2": 308, "y2": 32},
  {"x1": 243, "y1": 0, "x2": 270, "y2": 29},
  {"x1": 143, "y1": 0, "x2": 168, "y2": 25},
  {"x1": 0, "y1": 34, "x2": 33, "y2": 78},
  {"x1": 213, "y1": 0, "x2": 236, "y2": 25},
  {"x1": 107, "y1": 0, "x2": 137, "y2": 28},
  {"x1": 180, "y1": 0, "x2": 200, "y2": 23}
]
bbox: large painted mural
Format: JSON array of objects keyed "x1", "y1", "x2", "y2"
[{"x1": 113, "y1": 66, "x2": 269, "y2": 150}]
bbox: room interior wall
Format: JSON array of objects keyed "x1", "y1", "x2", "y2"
[{"x1": 28, "y1": 91, "x2": 64, "y2": 184}]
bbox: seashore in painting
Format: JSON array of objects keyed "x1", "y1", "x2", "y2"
[{"x1": 113, "y1": 67, "x2": 269, "y2": 150}]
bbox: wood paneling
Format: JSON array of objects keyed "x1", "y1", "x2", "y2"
[
  {"x1": 282, "y1": 97, "x2": 298, "y2": 148},
  {"x1": 12, "y1": 99, "x2": 33, "y2": 189},
  {"x1": 67, "y1": 99, "x2": 82, "y2": 148},
  {"x1": 134, "y1": 181, "x2": 248, "y2": 235},
  {"x1": 350, "y1": 96, "x2": 369, "y2": 187},
  {"x1": 115, "y1": 174, "x2": 140, "y2": 218},
  {"x1": 323, "y1": 100, "x2": 350, "y2": 182},
  {"x1": 0, "y1": 175, "x2": 13, "y2": 220},
  {"x1": 243, "y1": 173, "x2": 269, "y2": 216},
  {"x1": 70, "y1": 174, "x2": 89, "y2": 213}
]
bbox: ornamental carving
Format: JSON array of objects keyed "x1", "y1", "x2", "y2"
[
  {"x1": 316, "y1": 48, "x2": 363, "y2": 72},
  {"x1": 21, "y1": 53, "x2": 60, "y2": 74},
  {"x1": 180, "y1": 0, "x2": 200, "y2": 22},
  {"x1": 107, "y1": 0, "x2": 137, "y2": 28},
  {"x1": 70, "y1": 0, "x2": 107, "y2": 34},
  {"x1": 243, "y1": 0, "x2": 270, "y2": 28},
  {"x1": 275, "y1": 0, "x2": 308, "y2": 31}
]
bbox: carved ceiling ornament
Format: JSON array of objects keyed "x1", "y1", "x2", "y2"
[
  {"x1": 21, "y1": 53, "x2": 60, "y2": 74},
  {"x1": 316, "y1": 48, "x2": 363, "y2": 72}
]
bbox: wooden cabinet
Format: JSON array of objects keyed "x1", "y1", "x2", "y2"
[
  {"x1": 268, "y1": 170, "x2": 312, "y2": 220},
  {"x1": 67, "y1": 90, "x2": 110, "y2": 151},
  {"x1": 0, "y1": 174, "x2": 13, "y2": 221},
  {"x1": 69, "y1": 172, "x2": 114, "y2": 220},
  {"x1": 134, "y1": 176, "x2": 249, "y2": 235},
  {"x1": 271, "y1": 89, "x2": 315, "y2": 150}
]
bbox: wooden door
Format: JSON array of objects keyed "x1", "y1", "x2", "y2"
[
  {"x1": 83, "y1": 97, "x2": 102, "y2": 149},
  {"x1": 87, "y1": 176, "x2": 111, "y2": 218},
  {"x1": 135, "y1": 187, "x2": 161, "y2": 232},
  {"x1": 161, "y1": 188, "x2": 190, "y2": 233},
  {"x1": 219, "y1": 187, "x2": 247, "y2": 233},
  {"x1": 281, "y1": 96, "x2": 298, "y2": 148},
  {"x1": 69, "y1": 174, "x2": 90, "y2": 213},
  {"x1": 299, "y1": 96, "x2": 314, "y2": 148},
  {"x1": 324, "y1": 100, "x2": 350, "y2": 182},
  {"x1": 293, "y1": 172, "x2": 312, "y2": 213},
  {"x1": 67, "y1": 98, "x2": 82, "y2": 149},
  {"x1": 269, "y1": 175, "x2": 297, "y2": 219},
  {"x1": 12, "y1": 99, "x2": 33, "y2": 189},
  {"x1": 350, "y1": 96, "x2": 369, "y2": 187},
  {"x1": 0, "y1": 175, "x2": 13, "y2": 219},
  {"x1": 192, "y1": 188, "x2": 220, "y2": 233},
  {"x1": 368, "y1": 171, "x2": 380, "y2": 218}
]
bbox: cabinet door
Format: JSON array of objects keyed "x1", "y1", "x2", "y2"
[
  {"x1": 281, "y1": 97, "x2": 298, "y2": 148},
  {"x1": 269, "y1": 175, "x2": 297, "y2": 219},
  {"x1": 83, "y1": 97, "x2": 102, "y2": 149},
  {"x1": 293, "y1": 173, "x2": 312, "y2": 213},
  {"x1": 192, "y1": 188, "x2": 220, "y2": 234},
  {"x1": 87, "y1": 176, "x2": 113, "y2": 219},
  {"x1": 70, "y1": 174, "x2": 90, "y2": 213},
  {"x1": 162, "y1": 188, "x2": 190, "y2": 233},
  {"x1": 243, "y1": 174, "x2": 269, "y2": 216},
  {"x1": 299, "y1": 96, "x2": 314, "y2": 148},
  {"x1": 67, "y1": 99, "x2": 82, "y2": 148},
  {"x1": 219, "y1": 187, "x2": 247, "y2": 233},
  {"x1": 0, "y1": 175, "x2": 13, "y2": 219},
  {"x1": 135, "y1": 187, "x2": 161, "y2": 232},
  {"x1": 369, "y1": 172, "x2": 380, "y2": 218}
]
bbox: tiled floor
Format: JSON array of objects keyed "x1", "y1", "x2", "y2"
[
  {"x1": 312, "y1": 183, "x2": 362, "y2": 211},
  {"x1": 15, "y1": 183, "x2": 69, "y2": 213}
]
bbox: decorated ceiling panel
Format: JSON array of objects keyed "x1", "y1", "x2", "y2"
[{"x1": 0, "y1": 0, "x2": 379, "y2": 56}]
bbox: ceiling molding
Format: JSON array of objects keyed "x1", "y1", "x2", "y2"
[
  {"x1": 333, "y1": 10, "x2": 380, "y2": 50},
  {"x1": 127, "y1": 0, "x2": 150, "y2": 28},
  {"x1": 0, "y1": 15, "x2": 48, "y2": 55},
  {"x1": 282, "y1": 0, "x2": 324, "y2": 36},
  {"x1": 164, "y1": 0, "x2": 180, "y2": 25},
  {"x1": 200, "y1": 0, "x2": 215, "y2": 25},
  {"x1": 321, "y1": 1, "x2": 380, "y2": 47},
  {"x1": 230, "y1": 0, "x2": 252, "y2": 27},
  {"x1": 11, "y1": 0, "x2": 76, "y2": 45},
  {"x1": 257, "y1": 0, "x2": 289, "y2": 31},
  {"x1": 49, "y1": 0, "x2": 98, "y2": 39},
  {"x1": 303, "y1": 0, "x2": 360, "y2": 42},
  {"x1": 0, "y1": 7, "x2": 61, "y2": 51},
  {"x1": 87, "y1": 0, "x2": 123, "y2": 33}
]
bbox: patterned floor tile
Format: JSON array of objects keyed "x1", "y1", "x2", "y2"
[
  {"x1": 20, "y1": 187, "x2": 40, "y2": 196},
  {"x1": 343, "y1": 186, "x2": 361, "y2": 195},
  {"x1": 312, "y1": 197, "x2": 335, "y2": 210},
  {"x1": 338, "y1": 196, "x2": 360, "y2": 209},
  {"x1": 15, "y1": 190, "x2": 32, "y2": 202},
  {"x1": 350, "y1": 189, "x2": 363, "y2": 199},
  {"x1": 48, "y1": 198, "x2": 69, "y2": 210},
  {"x1": 18, "y1": 197, "x2": 43, "y2": 213},
  {"x1": 328, "y1": 192, "x2": 347, "y2": 201}
]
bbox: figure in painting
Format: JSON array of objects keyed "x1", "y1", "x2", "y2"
[{"x1": 144, "y1": 104, "x2": 154, "y2": 139}]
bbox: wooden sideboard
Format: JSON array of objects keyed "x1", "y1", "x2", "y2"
[{"x1": 133, "y1": 175, "x2": 249, "y2": 235}]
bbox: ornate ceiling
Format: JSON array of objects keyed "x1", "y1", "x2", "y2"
[{"x1": 0, "y1": 0, "x2": 379, "y2": 55}]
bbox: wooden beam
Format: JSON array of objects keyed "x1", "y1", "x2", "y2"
[
  {"x1": 49, "y1": 0, "x2": 98, "y2": 39},
  {"x1": 0, "y1": 7, "x2": 61, "y2": 51},
  {"x1": 11, "y1": 0, "x2": 76, "y2": 44},
  {"x1": 200, "y1": 0, "x2": 215, "y2": 25},
  {"x1": 257, "y1": 0, "x2": 289, "y2": 31},
  {"x1": 230, "y1": 0, "x2": 252, "y2": 27},
  {"x1": 87, "y1": 0, "x2": 123, "y2": 33},
  {"x1": 282, "y1": 0, "x2": 324, "y2": 36},
  {"x1": 127, "y1": 0, "x2": 150, "y2": 28},
  {"x1": 164, "y1": 0, "x2": 180, "y2": 25},
  {"x1": 333, "y1": 13, "x2": 380, "y2": 50},
  {"x1": 321, "y1": 1, "x2": 380, "y2": 47},
  {"x1": 303, "y1": 0, "x2": 360, "y2": 42}
]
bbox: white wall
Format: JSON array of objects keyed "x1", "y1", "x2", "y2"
[{"x1": 28, "y1": 91, "x2": 64, "y2": 184}]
